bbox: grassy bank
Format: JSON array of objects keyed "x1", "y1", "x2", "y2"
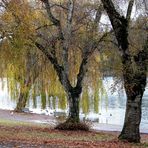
[{"x1": 0, "y1": 120, "x2": 147, "y2": 148}]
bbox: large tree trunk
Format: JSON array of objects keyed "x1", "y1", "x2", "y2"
[
  {"x1": 119, "y1": 53, "x2": 147, "y2": 142},
  {"x1": 55, "y1": 86, "x2": 85, "y2": 130},
  {"x1": 68, "y1": 96, "x2": 80, "y2": 122},
  {"x1": 100, "y1": 0, "x2": 147, "y2": 143},
  {"x1": 67, "y1": 88, "x2": 81, "y2": 123},
  {"x1": 119, "y1": 75, "x2": 146, "y2": 142}
]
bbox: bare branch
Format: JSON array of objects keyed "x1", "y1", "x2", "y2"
[
  {"x1": 95, "y1": 4, "x2": 103, "y2": 24},
  {"x1": 75, "y1": 4, "x2": 103, "y2": 89},
  {"x1": 101, "y1": 0, "x2": 129, "y2": 52},
  {"x1": 126, "y1": 0, "x2": 134, "y2": 25},
  {"x1": 35, "y1": 24, "x2": 54, "y2": 30},
  {"x1": 50, "y1": 3, "x2": 68, "y2": 10},
  {"x1": 143, "y1": 0, "x2": 148, "y2": 15},
  {"x1": 35, "y1": 42, "x2": 72, "y2": 92},
  {"x1": 101, "y1": 0, "x2": 122, "y2": 22},
  {"x1": 62, "y1": 0, "x2": 74, "y2": 75},
  {"x1": 41, "y1": 0, "x2": 60, "y2": 26}
]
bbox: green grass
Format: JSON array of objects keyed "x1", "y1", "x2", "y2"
[{"x1": 0, "y1": 119, "x2": 48, "y2": 128}]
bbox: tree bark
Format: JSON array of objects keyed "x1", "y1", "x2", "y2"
[
  {"x1": 15, "y1": 78, "x2": 30, "y2": 112},
  {"x1": 68, "y1": 96, "x2": 80, "y2": 122},
  {"x1": 67, "y1": 87, "x2": 82, "y2": 123},
  {"x1": 15, "y1": 50, "x2": 39, "y2": 112},
  {"x1": 119, "y1": 42, "x2": 147, "y2": 143},
  {"x1": 37, "y1": 0, "x2": 102, "y2": 125},
  {"x1": 15, "y1": 90, "x2": 29, "y2": 112},
  {"x1": 101, "y1": 0, "x2": 147, "y2": 143},
  {"x1": 119, "y1": 81, "x2": 145, "y2": 142},
  {"x1": 15, "y1": 73, "x2": 31, "y2": 112}
]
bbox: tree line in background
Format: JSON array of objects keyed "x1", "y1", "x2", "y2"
[{"x1": 0, "y1": 0, "x2": 147, "y2": 143}]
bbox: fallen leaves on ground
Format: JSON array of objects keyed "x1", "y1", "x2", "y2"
[{"x1": 0, "y1": 124, "x2": 147, "y2": 148}]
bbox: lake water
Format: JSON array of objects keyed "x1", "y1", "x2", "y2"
[{"x1": 0, "y1": 77, "x2": 148, "y2": 131}]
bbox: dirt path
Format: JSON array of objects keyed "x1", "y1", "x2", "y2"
[
  {"x1": 0, "y1": 109, "x2": 57, "y2": 126},
  {"x1": 0, "y1": 109, "x2": 148, "y2": 134}
]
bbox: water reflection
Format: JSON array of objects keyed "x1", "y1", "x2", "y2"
[{"x1": 0, "y1": 77, "x2": 147, "y2": 129}]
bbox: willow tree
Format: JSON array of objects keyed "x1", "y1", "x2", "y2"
[
  {"x1": 100, "y1": 0, "x2": 148, "y2": 142},
  {"x1": 0, "y1": 0, "x2": 42, "y2": 112},
  {"x1": 1, "y1": 0, "x2": 106, "y2": 124}
]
